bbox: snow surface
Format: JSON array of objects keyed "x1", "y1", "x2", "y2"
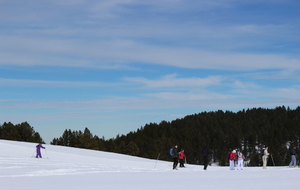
[{"x1": 0, "y1": 140, "x2": 299, "y2": 190}]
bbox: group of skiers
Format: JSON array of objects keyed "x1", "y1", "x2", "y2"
[
  {"x1": 170, "y1": 145, "x2": 186, "y2": 170},
  {"x1": 35, "y1": 142, "x2": 298, "y2": 170},
  {"x1": 170, "y1": 144, "x2": 211, "y2": 170},
  {"x1": 228, "y1": 149, "x2": 246, "y2": 170},
  {"x1": 229, "y1": 146, "x2": 273, "y2": 170},
  {"x1": 260, "y1": 145, "x2": 298, "y2": 169},
  {"x1": 171, "y1": 144, "x2": 298, "y2": 170},
  {"x1": 227, "y1": 145, "x2": 298, "y2": 170}
]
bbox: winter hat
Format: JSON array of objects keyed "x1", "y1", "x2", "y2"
[{"x1": 232, "y1": 150, "x2": 236, "y2": 153}]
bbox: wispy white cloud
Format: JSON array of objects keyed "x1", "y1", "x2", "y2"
[
  {"x1": 1, "y1": 34, "x2": 300, "y2": 71},
  {"x1": 2, "y1": 88, "x2": 298, "y2": 113},
  {"x1": 274, "y1": 87, "x2": 300, "y2": 99},
  {"x1": 231, "y1": 80, "x2": 261, "y2": 89},
  {"x1": 1, "y1": 0, "x2": 299, "y2": 72},
  {"x1": 124, "y1": 74, "x2": 222, "y2": 88},
  {"x1": 0, "y1": 74, "x2": 222, "y2": 90},
  {"x1": 144, "y1": 91, "x2": 234, "y2": 101},
  {"x1": 0, "y1": 78, "x2": 113, "y2": 88}
]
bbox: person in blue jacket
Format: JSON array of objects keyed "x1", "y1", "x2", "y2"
[
  {"x1": 171, "y1": 145, "x2": 179, "y2": 170},
  {"x1": 289, "y1": 146, "x2": 297, "y2": 167}
]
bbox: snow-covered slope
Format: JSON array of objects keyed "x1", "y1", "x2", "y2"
[{"x1": 0, "y1": 140, "x2": 299, "y2": 190}]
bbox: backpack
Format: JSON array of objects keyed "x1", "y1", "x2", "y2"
[
  {"x1": 170, "y1": 148, "x2": 174, "y2": 156},
  {"x1": 260, "y1": 149, "x2": 265, "y2": 156},
  {"x1": 237, "y1": 152, "x2": 245, "y2": 160}
]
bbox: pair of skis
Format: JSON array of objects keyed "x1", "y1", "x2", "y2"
[{"x1": 31, "y1": 149, "x2": 49, "y2": 159}]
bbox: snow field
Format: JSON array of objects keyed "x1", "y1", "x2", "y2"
[{"x1": 0, "y1": 140, "x2": 299, "y2": 190}]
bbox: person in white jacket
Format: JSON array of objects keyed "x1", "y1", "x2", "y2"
[
  {"x1": 236, "y1": 150, "x2": 244, "y2": 170},
  {"x1": 262, "y1": 146, "x2": 269, "y2": 169}
]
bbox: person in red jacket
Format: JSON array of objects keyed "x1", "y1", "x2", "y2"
[
  {"x1": 229, "y1": 150, "x2": 236, "y2": 170},
  {"x1": 179, "y1": 149, "x2": 186, "y2": 168}
]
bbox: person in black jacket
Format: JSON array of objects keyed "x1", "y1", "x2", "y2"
[
  {"x1": 171, "y1": 145, "x2": 179, "y2": 170},
  {"x1": 289, "y1": 146, "x2": 297, "y2": 167},
  {"x1": 202, "y1": 145, "x2": 210, "y2": 170}
]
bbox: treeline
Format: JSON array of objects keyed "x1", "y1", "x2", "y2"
[
  {"x1": 2, "y1": 106, "x2": 300, "y2": 166},
  {"x1": 51, "y1": 128, "x2": 140, "y2": 156},
  {"x1": 0, "y1": 122, "x2": 44, "y2": 143},
  {"x1": 50, "y1": 106, "x2": 300, "y2": 166}
]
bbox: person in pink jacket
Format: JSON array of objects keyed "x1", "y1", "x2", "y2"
[
  {"x1": 179, "y1": 149, "x2": 186, "y2": 168},
  {"x1": 236, "y1": 149, "x2": 245, "y2": 170}
]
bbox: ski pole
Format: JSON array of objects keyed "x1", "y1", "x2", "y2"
[
  {"x1": 270, "y1": 154, "x2": 275, "y2": 167},
  {"x1": 32, "y1": 149, "x2": 36, "y2": 158},
  {"x1": 44, "y1": 148, "x2": 49, "y2": 159},
  {"x1": 154, "y1": 153, "x2": 160, "y2": 169}
]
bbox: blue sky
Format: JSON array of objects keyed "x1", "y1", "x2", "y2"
[{"x1": 1, "y1": 0, "x2": 300, "y2": 143}]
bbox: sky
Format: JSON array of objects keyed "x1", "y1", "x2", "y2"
[
  {"x1": 0, "y1": 0, "x2": 300, "y2": 143},
  {"x1": 1, "y1": 139, "x2": 299, "y2": 190}
]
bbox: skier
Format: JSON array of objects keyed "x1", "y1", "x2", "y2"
[
  {"x1": 202, "y1": 145, "x2": 210, "y2": 170},
  {"x1": 236, "y1": 149, "x2": 244, "y2": 170},
  {"x1": 262, "y1": 146, "x2": 269, "y2": 169},
  {"x1": 178, "y1": 149, "x2": 185, "y2": 168},
  {"x1": 229, "y1": 150, "x2": 236, "y2": 170},
  {"x1": 289, "y1": 146, "x2": 297, "y2": 167},
  {"x1": 171, "y1": 145, "x2": 179, "y2": 170},
  {"x1": 36, "y1": 143, "x2": 45, "y2": 158}
]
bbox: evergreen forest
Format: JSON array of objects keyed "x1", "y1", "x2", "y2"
[
  {"x1": 1, "y1": 106, "x2": 300, "y2": 166},
  {"x1": 50, "y1": 106, "x2": 300, "y2": 166},
  {"x1": 0, "y1": 121, "x2": 44, "y2": 143}
]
